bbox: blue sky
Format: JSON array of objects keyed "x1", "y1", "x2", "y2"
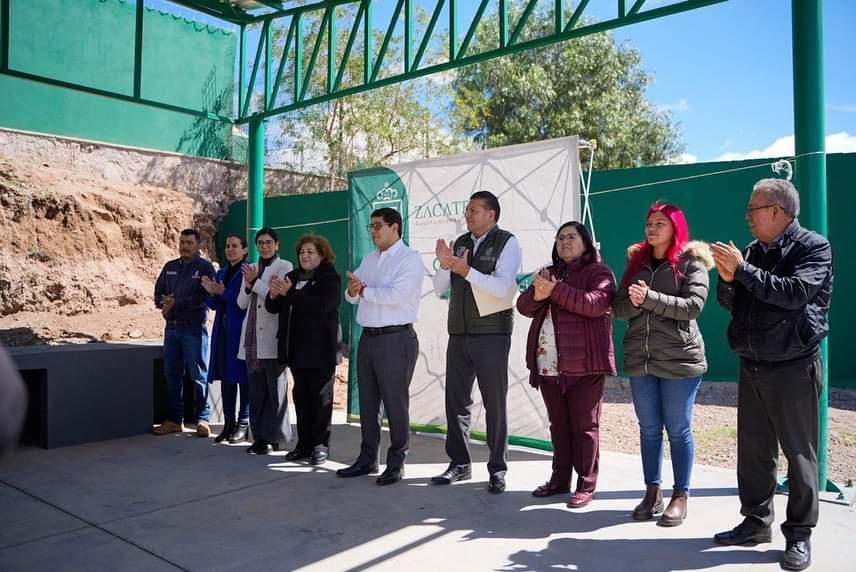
[{"x1": 155, "y1": 0, "x2": 855, "y2": 163}]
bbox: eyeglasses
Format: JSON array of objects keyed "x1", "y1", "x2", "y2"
[
  {"x1": 746, "y1": 203, "x2": 779, "y2": 214},
  {"x1": 256, "y1": 239, "x2": 275, "y2": 246},
  {"x1": 366, "y1": 222, "x2": 390, "y2": 231}
]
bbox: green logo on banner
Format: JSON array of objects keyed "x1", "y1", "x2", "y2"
[{"x1": 372, "y1": 185, "x2": 403, "y2": 213}]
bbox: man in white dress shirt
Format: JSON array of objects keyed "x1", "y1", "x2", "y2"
[
  {"x1": 337, "y1": 208, "x2": 424, "y2": 486},
  {"x1": 431, "y1": 191, "x2": 522, "y2": 494}
]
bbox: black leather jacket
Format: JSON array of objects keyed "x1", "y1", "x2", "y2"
[{"x1": 717, "y1": 220, "x2": 833, "y2": 364}]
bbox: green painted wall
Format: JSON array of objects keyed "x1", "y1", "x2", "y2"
[
  {"x1": 589, "y1": 153, "x2": 854, "y2": 389},
  {"x1": 218, "y1": 191, "x2": 351, "y2": 340},
  {"x1": 0, "y1": 0, "x2": 236, "y2": 159}
]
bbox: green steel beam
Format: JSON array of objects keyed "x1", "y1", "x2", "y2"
[
  {"x1": 247, "y1": 116, "x2": 265, "y2": 260},
  {"x1": 629, "y1": 0, "x2": 647, "y2": 17},
  {"x1": 0, "y1": 67, "x2": 233, "y2": 122},
  {"x1": 619, "y1": 0, "x2": 627, "y2": 18},
  {"x1": 238, "y1": 0, "x2": 729, "y2": 124},
  {"x1": 270, "y1": 16, "x2": 296, "y2": 106},
  {"x1": 363, "y1": 0, "x2": 372, "y2": 84},
  {"x1": 459, "y1": 0, "x2": 490, "y2": 60},
  {"x1": 792, "y1": 0, "x2": 835, "y2": 494},
  {"x1": 238, "y1": 24, "x2": 247, "y2": 115},
  {"x1": 499, "y1": 0, "x2": 508, "y2": 48},
  {"x1": 2, "y1": 0, "x2": 10, "y2": 72},
  {"x1": 294, "y1": 12, "x2": 303, "y2": 104},
  {"x1": 404, "y1": 0, "x2": 412, "y2": 73},
  {"x1": 242, "y1": 19, "x2": 270, "y2": 118},
  {"x1": 333, "y1": 1, "x2": 365, "y2": 92},
  {"x1": 564, "y1": 0, "x2": 591, "y2": 32},
  {"x1": 265, "y1": 18, "x2": 273, "y2": 109},
  {"x1": 555, "y1": 0, "x2": 565, "y2": 34},
  {"x1": 370, "y1": 0, "x2": 404, "y2": 84},
  {"x1": 299, "y1": 6, "x2": 331, "y2": 101},
  {"x1": 508, "y1": 0, "x2": 539, "y2": 47},
  {"x1": 411, "y1": 0, "x2": 445, "y2": 71},
  {"x1": 133, "y1": 0, "x2": 144, "y2": 98},
  {"x1": 449, "y1": 0, "x2": 457, "y2": 60},
  {"x1": 327, "y1": 6, "x2": 336, "y2": 93}
]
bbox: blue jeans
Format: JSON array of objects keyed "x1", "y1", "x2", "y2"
[
  {"x1": 163, "y1": 324, "x2": 211, "y2": 424},
  {"x1": 221, "y1": 382, "x2": 249, "y2": 424},
  {"x1": 630, "y1": 374, "x2": 702, "y2": 492}
]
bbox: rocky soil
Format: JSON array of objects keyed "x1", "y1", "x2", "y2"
[{"x1": 0, "y1": 158, "x2": 195, "y2": 343}]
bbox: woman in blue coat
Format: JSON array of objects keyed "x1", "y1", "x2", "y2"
[{"x1": 202, "y1": 234, "x2": 250, "y2": 443}]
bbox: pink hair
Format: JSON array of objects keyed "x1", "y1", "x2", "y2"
[{"x1": 620, "y1": 202, "x2": 690, "y2": 288}]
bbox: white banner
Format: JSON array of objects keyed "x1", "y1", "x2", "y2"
[{"x1": 349, "y1": 136, "x2": 581, "y2": 442}]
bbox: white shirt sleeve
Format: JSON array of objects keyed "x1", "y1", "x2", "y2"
[
  {"x1": 432, "y1": 267, "x2": 451, "y2": 295},
  {"x1": 464, "y1": 235, "x2": 522, "y2": 298},
  {"x1": 362, "y1": 251, "x2": 424, "y2": 306}
]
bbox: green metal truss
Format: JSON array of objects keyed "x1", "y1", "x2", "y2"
[
  {"x1": 234, "y1": 0, "x2": 729, "y2": 124},
  {"x1": 0, "y1": 0, "x2": 729, "y2": 124}
]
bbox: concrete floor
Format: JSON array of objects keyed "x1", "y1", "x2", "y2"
[{"x1": 2, "y1": 417, "x2": 854, "y2": 572}]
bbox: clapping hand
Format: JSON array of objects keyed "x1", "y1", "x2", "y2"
[
  {"x1": 269, "y1": 276, "x2": 292, "y2": 299},
  {"x1": 201, "y1": 275, "x2": 225, "y2": 296},
  {"x1": 435, "y1": 238, "x2": 454, "y2": 270},
  {"x1": 628, "y1": 280, "x2": 649, "y2": 307},
  {"x1": 241, "y1": 263, "x2": 258, "y2": 286},
  {"x1": 532, "y1": 269, "x2": 557, "y2": 301},
  {"x1": 447, "y1": 248, "x2": 470, "y2": 277},
  {"x1": 711, "y1": 241, "x2": 742, "y2": 282},
  {"x1": 346, "y1": 271, "x2": 365, "y2": 297}
]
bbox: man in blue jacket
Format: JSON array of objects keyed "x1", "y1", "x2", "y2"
[
  {"x1": 153, "y1": 228, "x2": 216, "y2": 437},
  {"x1": 711, "y1": 178, "x2": 833, "y2": 571}
]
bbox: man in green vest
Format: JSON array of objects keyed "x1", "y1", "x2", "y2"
[{"x1": 430, "y1": 191, "x2": 522, "y2": 494}]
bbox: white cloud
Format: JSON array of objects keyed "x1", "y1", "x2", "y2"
[
  {"x1": 657, "y1": 98, "x2": 690, "y2": 113},
  {"x1": 667, "y1": 152, "x2": 698, "y2": 164},
  {"x1": 714, "y1": 132, "x2": 856, "y2": 161}
]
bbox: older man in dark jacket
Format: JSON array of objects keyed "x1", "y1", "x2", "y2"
[{"x1": 711, "y1": 178, "x2": 833, "y2": 572}]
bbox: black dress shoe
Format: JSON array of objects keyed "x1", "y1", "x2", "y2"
[
  {"x1": 431, "y1": 464, "x2": 472, "y2": 485},
  {"x1": 532, "y1": 481, "x2": 570, "y2": 498},
  {"x1": 246, "y1": 441, "x2": 272, "y2": 455},
  {"x1": 215, "y1": 420, "x2": 235, "y2": 443},
  {"x1": 228, "y1": 422, "x2": 249, "y2": 444},
  {"x1": 336, "y1": 462, "x2": 380, "y2": 478},
  {"x1": 376, "y1": 467, "x2": 404, "y2": 486},
  {"x1": 310, "y1": 446, "x2": 328, "y2": 466},
  {"x1": 713, "y1": 522, "x2": 773, "y2": 546},
  {"x1": 781, "y1": 540, "x2": 811, "y2": 571},
  {"x1": 285, "y1": 449, "x2": 312, "y2": 461},
  {"x1": 488, "y1": 473, "x2": 506, "y2": 494}
]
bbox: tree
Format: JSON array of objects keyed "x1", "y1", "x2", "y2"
[
  {"x1": 269, "y1": 6, "x2": 466, "y2": 181},
  {"x1": 451, "y1": 10, "x2": 684, "y2": 169}
]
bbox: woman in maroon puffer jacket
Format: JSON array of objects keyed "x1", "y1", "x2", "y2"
[{"x1": 516, "y1": 221, "x2": 616, "y2": 509}]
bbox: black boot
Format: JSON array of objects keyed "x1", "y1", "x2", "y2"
[
  {"x1": 215, "y1": 420, "x2": 235, "y2": 443},
  {"x1": 229, "y1": 421, "x2": 249, "y2": 443}
]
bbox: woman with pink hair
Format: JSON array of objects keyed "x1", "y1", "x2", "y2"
[{"x1": 614, "y1": 202, "x2": 713, "y2": 527}]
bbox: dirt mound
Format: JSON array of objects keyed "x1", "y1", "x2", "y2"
[{"x1": 0, "y1": 158, "x2": 194, "y2": 340}]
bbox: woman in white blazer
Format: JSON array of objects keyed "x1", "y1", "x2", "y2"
[{"x1": 237, "y1": 227, "x2": 294, "y2": 455}]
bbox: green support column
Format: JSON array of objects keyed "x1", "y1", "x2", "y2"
[
  {"x1": 792, "y1": 0, "x2": 834, "y2": 495},
  {"x1": 247, "y1": 116, "x2": 265, "y2": 261}
]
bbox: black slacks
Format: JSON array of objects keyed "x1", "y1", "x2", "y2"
[
  {"x1": 737, "y1": 355, "x2": 821, "y2": 541},
  {"x1": 355, "y1": 327, "x2": 419, "y2": 469},
  {"x1": 291, "y1": 365, "x2": 335, "y2": 452}
]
